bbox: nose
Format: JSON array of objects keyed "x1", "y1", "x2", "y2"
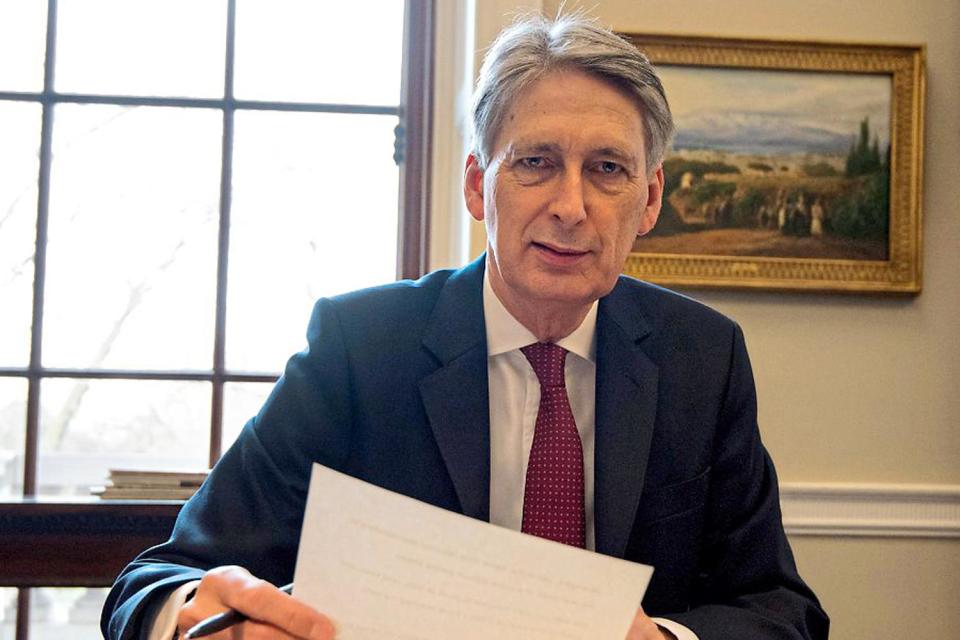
[{"x1": 549, "y1": 169, "x2": 588, "y2": 227}]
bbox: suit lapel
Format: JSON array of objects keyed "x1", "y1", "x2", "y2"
[
  {"x1": 594, "y1": 282, "x2": 659, "y2": 558},
  {"x1": 418, "y1": 258, "x2": 491, "y2": 522},
  {"x1": 415, "y1": 262, "x2": 660, "y2": 545}
]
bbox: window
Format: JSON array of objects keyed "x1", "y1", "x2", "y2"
[{"x1": 0, "y1": 0, "x2": 433, "y2": 637}]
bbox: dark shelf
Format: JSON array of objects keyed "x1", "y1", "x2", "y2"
[{"x1": 0, "y1": 498, "x2": 183, "y2": 587}]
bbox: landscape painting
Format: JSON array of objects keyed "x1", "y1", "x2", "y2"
[
  {"x1": 620, "y1": 34, "x2": 924, "y2": 293},
  {"x1": 644, "y1": 66, "x2": 891, "y2": 261}
]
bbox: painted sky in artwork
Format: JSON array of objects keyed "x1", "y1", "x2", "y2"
[{"x1": 658, "y1": 66, "x2": 891, "y2": 156}]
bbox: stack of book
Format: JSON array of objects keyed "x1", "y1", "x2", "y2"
[{"x1": 92, "y1": 469, "x2": 209, "y2": 500}]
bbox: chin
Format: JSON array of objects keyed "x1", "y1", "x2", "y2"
[
  {"x1": 535, "y1": 272, "x2": 616, "y2": 302},
  {"x1": 525, "y1": 282, "x2": 605, "y2": 308}
]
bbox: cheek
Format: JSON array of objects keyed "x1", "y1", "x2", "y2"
[
  {"x1": 604, "y1": 203, "x2": 644, "y2": 255},
  {"x1": 490, "y1": 184, "x2": 529, "y2": 240},
  {"x1": 483, "y1": 183, "x2": 502, "y2": 235},
  {"x1": 606, "y1": 231, "x2": 636, "y2": 270}
]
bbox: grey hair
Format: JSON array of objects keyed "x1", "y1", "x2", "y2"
[{"x1": 471, "y1": 13, "x2": 674, "y2": 175}]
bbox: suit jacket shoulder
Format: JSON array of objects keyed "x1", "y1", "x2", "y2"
[{"x1": 101, "y1": 259, "x2": 489, "y2": 639}]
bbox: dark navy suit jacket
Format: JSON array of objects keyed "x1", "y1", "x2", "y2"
[{"x1": 102, "y1": 256, "x2": 827, "y2": 639}]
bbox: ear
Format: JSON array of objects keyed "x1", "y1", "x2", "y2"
[
  {"x1": 463, "y1": 153, "x2": 486, "y2": 222},
  {"x1": 636, "y1": 165, "x2": 664, "y2": 237}
]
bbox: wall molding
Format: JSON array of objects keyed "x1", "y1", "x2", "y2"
[{"x1": 780, "y1": 482, "x2": 960, "y2": 538}]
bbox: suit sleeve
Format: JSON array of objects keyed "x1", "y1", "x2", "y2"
[
  {"x1": 101, "y1": 298, "x2": 354, "y2": 640},
  {"x1": 664, "y1": 324, "x2": 829, "y2": 640}
]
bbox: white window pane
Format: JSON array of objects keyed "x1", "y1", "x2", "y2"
[
  {"x1": 222, "y1": 381, "x2": 275, "y2": 451},
  {"x1": 0, "y1": 377, "x2": 27, "y2": 498},
  {"x1": 43, "y1": 104, "x2": 221, "y2": 370},
  {"x1": 0, "y1": 3, "x2": 47, "y2": 92},
  {"x1": 226, "y1": 111, "x2": 399, "y2": 372},
  {"x1": 0, "y1": 588, "x2": 18, "y2": 633},
  {"x1": 55, "y1": 0, "x2": 227, "y2": 98},
  {"x1": 0, "y1": 101, "x2": 41, "y2": 367},
  {"x1": 234, "y1": 0, "x2": 404, "y2": 105},
  {"x1": 38, "y1": 379, "x2": 210, "y2": 496},
  {"x1": 29, "y1": 587, "x2": 109, "y2": 640}
]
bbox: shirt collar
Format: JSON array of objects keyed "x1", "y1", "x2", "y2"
[{"x1": 482, "y1": 269, "x2": 597, "y2": 363}]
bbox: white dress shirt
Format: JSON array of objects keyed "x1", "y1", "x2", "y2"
[
  {"x1": 483, "y1": 272, "x2": 696, "y2": 640},
  {"x1": 484, "y1": 269, "x2": 599, "y2": 549},
  {"x1": 146, "y1": 274, "x2": 696, "y2": 640}
]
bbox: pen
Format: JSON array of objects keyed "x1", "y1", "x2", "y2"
[{"x1": 182, "y1": 582, "x2": 294, "y2": 639}]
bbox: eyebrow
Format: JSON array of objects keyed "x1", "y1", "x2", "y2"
[{"x1": 509, "y1": 142, "x2": 563, "y2": 157}]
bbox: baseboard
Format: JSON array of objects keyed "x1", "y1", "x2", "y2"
[{"x1": 780, "y1": 482, "x2": 960, "y2": 538}]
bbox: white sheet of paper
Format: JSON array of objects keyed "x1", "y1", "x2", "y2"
[{"x1": 293, "y1": 463, "x2": 653, "y2": 640}]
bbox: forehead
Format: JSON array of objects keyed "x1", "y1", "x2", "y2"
[{"x1": 493, "y1": 68, "x2": 647, "y2": 156}]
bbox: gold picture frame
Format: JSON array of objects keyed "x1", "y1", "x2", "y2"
[{"x1": 621, "y1": 33, "x2": 925, "y2": 293}]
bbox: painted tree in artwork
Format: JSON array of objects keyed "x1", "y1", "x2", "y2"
[
  {"x1": 835, "y1": 117, "x2": 890, "y2": 241},
  {"x1": 845, "y1": 117, "x2": 883, "y2": 177}
]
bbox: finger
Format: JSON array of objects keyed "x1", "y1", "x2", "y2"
[
  {"x1": 219, "y1": 581, "x2": 334, "y2": 640},
  {"x1": 624, "y1": 607, "x2": 663, "y2": 640},
  {"x1": 177, "y1": 567, "x2": 334, "y2": 640},
  {"x1": 179, "y1": 598, "x2": 334, "y2": 640},
  {"x1": 230, "y1": 618, "x2": 322, "y2": 640},
  {"x1": 178, "y1": 567, "x2": 253, "y2": 629},
  {"x1": 180, "y1": 619, "x2": 304, "y2": 640}
]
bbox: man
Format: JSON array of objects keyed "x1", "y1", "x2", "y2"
[{"x1": 103, "y1": 14, "x2": 827, "y2": 640}]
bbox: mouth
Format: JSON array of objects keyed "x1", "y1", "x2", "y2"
[{"x1": 531, "y1": 241, "x2": 590, "y2": 265}]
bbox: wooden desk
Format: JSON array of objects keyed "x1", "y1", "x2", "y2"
[{"x1": 0, "y1": 498, "x2": 182, "y2": 587}]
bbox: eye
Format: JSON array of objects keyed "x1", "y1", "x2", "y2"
[
  {"x1": 519, "y1": 156, "x2": 548, "y2": 170},
  {"x1": 596, "y1": 160, "x2": 624, "y2": 175}
]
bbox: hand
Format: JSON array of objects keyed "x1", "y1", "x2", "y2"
[
  {"x1": 625, "y1": 607, "x2": 676, "y2": 640},
  {"x1": 177, "y1": 566, "x2": 335, "y2": 639}
]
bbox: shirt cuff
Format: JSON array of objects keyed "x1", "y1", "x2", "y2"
[
  {"x1": 653, "y1": 617, "x2": 699, "y2": 640},
  {"x1": 146, "y1": 580, "x2": 201, "y2": 640}
]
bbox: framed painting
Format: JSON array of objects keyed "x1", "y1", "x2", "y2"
[{"x1": 621, "y1": 33, "x2": 925, "y2": 293}]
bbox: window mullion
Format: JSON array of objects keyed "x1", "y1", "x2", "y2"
[
  {"x1": 20, "y1": 0, "x2": 59, "y2": 635},
  {"x1": 209, "y1": 0, "x2": 238, "y2": 467},
  {"x1": 15, "y1": 590, "x2": 30, "y2": 640},
  {"x1": 396, "y1": 0, "x2": 435, "y2": 280},
  {"x1": 23, "y1": 0, "x2": 60, "y2": 502}
]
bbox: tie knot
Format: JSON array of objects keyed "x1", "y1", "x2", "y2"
[{"x1": 521, "y1": 342, "x2": 568, "y2": 388}]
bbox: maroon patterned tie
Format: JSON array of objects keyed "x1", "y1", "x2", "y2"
[{"x1": 520, "y1": 342, "x2": 586, "y2": 548}]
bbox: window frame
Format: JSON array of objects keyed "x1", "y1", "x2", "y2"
[{"x1": 0, "y1": 0, "x2": 434, "y2": 636}]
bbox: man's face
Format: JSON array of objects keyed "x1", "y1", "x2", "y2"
[{"x1": 464, "y1": 68, "x2": 664, "y2": 319}]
